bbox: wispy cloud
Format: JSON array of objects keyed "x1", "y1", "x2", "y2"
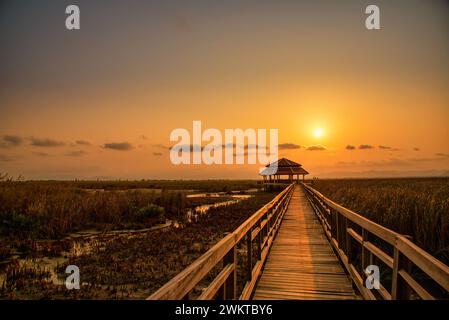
[
  {"x1": 277, "y1": 143, "x2": 301, "y2": 150},
  {"x1": 0, "y1": 135, "x2": 23, "y2": 148},
  {"x1": 0, "y1": 154, "x2": 17, "y2": 162},
  {"x1": 337, "y1": 155, "x2": 449, "y2": 168},
  {"x1": 358, "y1": 144, "x2": 374, "y2": 150},
  {"x1": 345, "y1": 145, "x2": 356, "y2": 150},
  {"x1": 306, "y1": 145, "x2": 327, "y2": 151},
  {"x1": 75, "y1": 140, "x2": 91, "y2": 146},
  {"x1": 435, "y1": 153, "x2": 449, "y2": 157},
  {"x1": 103, "y1": 142, "x2": 133, "y2": 151},
  {"x1": 30, "y1": 137, "x2": 65, "y2": 147},
  {"x1": 169, "y1": 144, "x2": 203, "y2": 152},
  {"x1": 33, "y1": 152, "x2": 50, "y2": 157},
  {"x1": 152, "y1": 143, "x2": 168, "y2": 149},
  {"x1": 65, "y1": 150, "x2": 87, "y2": 157},
  {"x1": 378, "y1": 145, "x2": 400, "y2": 151},
  {"x1": 336, "y1": 158, "x2": 409, "y2": 167}
]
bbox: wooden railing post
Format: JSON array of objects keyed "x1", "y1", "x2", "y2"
[
  {"x1": 223, "y1": 246, "x2": 237, "y2": 300},
  {"x1": 344, "y1": 217, "x2": 351, "y2": 264},
  {"x1": 338, "y1": 215, "x2": 345, "y2": 252},
  {"x1": 361, "y1": 229, "x2": 372, "y2": 271},
  {"x1": 333, "y1": 208, "x2": 339, "y2": 243},
  {"x1": 246, "y1": 233, "x2": 252, "y2": 281},
  {"x1": 257, "y1": 220, "x2": 262, "y2": 260},
  {"x1": 391, "y1": 248, "x2": 412, "y2": 300}
]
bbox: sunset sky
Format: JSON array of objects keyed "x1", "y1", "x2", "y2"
[{"x1": 1, "y1": 0, "x2": 448, "y2": 179}]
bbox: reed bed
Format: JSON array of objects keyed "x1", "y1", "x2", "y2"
[
  {"x1": 0, "y1": 182, "x2": 193, "y2": 241},
  {"x1": 0, "y1": 181, "x2": 275, "y2": 299},
  {"x1": 312, "y1": 177, "x2": 449, "y2": 264}
]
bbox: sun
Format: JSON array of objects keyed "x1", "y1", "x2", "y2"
[{"x1": 313, "y1": 128, "x2": 324, "y2": 138}]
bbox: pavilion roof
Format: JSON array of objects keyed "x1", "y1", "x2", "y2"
[
  {"x1": 259, "y1": 158, "x2": 309, "y2": 176},
  {"x1": 265, "y1": 158, "x2": 301, "y2": 168}
]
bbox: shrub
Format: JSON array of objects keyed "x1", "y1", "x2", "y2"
[{"x1": 138, "y1": 204, "x2": 165, "y2": 221}]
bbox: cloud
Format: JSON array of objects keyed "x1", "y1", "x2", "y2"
[
  {"x1": 277, "y1": 143, "x2": 301, "y2": 150},
  {"x1": 378, "y1": 145, "x2": 400, "y2": 151},
  {"x1": 358, "y1": 144, "x2": 374, "y2": 150},
  {"x1": 65, "y1": 150, "x2": 87, "y2": 157},
  {"x1": 152, "y1": 152, "x2": 163, "y2": 156},
  {"x1": 1, "y1": 135, "x2": 23, "y2": 147},
  {"x1": 345, "y1": 145, "x2": 356, "y2": 150},
  {"x1": 169, "y1": 143, "x2": 280, "y2": 154},
  {"x1": 33, "y1": 152, "x2": 50, "y2": 157},
  {"x1": 337, "y1": 156, "x2": 449, "y2": 169},
  {"x1": 169, "y1": 144, "x2": 203, "y2": 152},
  {"x1": 75, "y1": 140, "x2": 91, "y2": 146},
  {"x1": 222, "y1": 143, "x2": 235, "y2": 149},
  {"x1": 336, "y1": 158, "x2": 409, "y2": 167},
  {"x1": 408, "y1": 156, "x2": 446, "y2": 162},
  {"x1": 244, "y1": 144, "x2": 259, "y2": 150},
  {"x1": 152, "y1": 143, "x2": 168, "y2": 149},
  {"x1": 435, "y1": 153, "x2": 449, "y2": 157},
  {"x1": 103, "y1": 142, "x2": 133, "y2": 151},
  {"x1": 413, "y1": 147, "x2": 420, "y2": 151},
  {"x1": 0, "y1": 154, "x2": 17, "y2": 162},
  {"x1": 243, "y1": 144, "x2": 269, "y2": 151},
  {"x1": 30, "y1": 137, "x2": 65, "y2": 147},
  {"x1": 306, "y1": 145, "x2": 327, "y2": 151}
]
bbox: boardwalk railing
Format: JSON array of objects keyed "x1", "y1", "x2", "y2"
[
  {"x1": 303, "y1": 183, "x2": 449, "y2": 300},
  {"x1": 148, "y1": 183, "x2": 295, "y2": 300}
]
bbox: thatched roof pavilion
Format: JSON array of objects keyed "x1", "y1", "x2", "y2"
[{"x1": 259, "y1": 158, "x2": 309, "y2": 183}]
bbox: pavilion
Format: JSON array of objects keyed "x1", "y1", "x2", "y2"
[{"x1": 259, "y1": 158, "x2": 309, "y2": 184}]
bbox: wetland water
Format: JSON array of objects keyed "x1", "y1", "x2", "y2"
[{"x1": 0, "y1": 191, "x2": 254, "y2": 289}]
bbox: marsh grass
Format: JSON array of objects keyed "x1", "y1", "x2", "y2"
[
  {"x1": 0, "y1": 182, "x2": 190, "y2": 240},
  {"x1": 313, "y1": 177, "x2": 449, "y2": 264},
  {"x1": 0, "y1": 190, "x2": 276, "y2": 299}
]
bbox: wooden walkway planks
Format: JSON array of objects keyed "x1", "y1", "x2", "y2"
[{"x1": 253, "y1": 185, "x2": 359, "y2": 300}]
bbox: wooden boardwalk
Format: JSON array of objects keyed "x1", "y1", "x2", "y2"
[
  {"x1": 149, "y1": 182, "x2": 449, "y2": 300},
  {"x1": 253, "y1": 185, "x2": 359, "y2": 300}
]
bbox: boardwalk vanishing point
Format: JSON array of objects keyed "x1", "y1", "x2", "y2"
[
  {"x1": 149, "y1": 183, "x2": 449, "y2": 300},
  {"x1": 253, "y1": 186, "x2": 358, "y2": 299}
]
